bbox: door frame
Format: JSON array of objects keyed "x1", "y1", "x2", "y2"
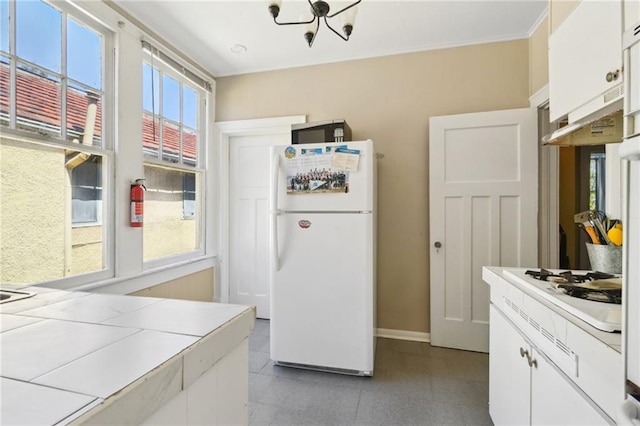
[
  {"x1": 531, "y1": 84, "x2": 560, "y2": 269},
  {"x1": 214, "y1": 115, "x2": 306, "y2": 303}
]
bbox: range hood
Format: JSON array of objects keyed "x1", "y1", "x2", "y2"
[{"x1": 543, "y1": 101, "x2": 624, "y2": 147}]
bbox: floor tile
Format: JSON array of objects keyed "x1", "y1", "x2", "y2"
[
  {"x1": 247, "y1": 321, "x2": 492, "y2": 426},
  {"x1": 249, "y1": 333, "x2": 270, "y2": 353},
  {"x1": 253, "y1": 319, "x2": 270, "y2": 336},
  {"x1": 249, "y1": 350, "x2": 271, "y2": 373},
  {"x1": 355, "y1": 388, "x2": 432, "y2": 426}
]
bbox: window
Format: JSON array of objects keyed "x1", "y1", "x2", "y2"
[
  {"x1": 1, "y1": 0, "x2": 105, "y2": 145},
  {"x1": 141, "y1": 45, "x2": 207, "y2": 263},
  {"x1": 0, "y1": 0, "x2": 111, "y2": 284},
  {"x1": 71, "y1": 155, "x2": 102, "y2": 225}
]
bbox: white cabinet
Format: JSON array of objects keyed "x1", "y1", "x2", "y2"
[
  {"x1": 549, "y1": 0, "x2": 623, "y2": 123},
  {"x1": 625, "y1": 0, "x2": 640, "y2": 31},
  {"x1": 489, "y1": 305, "x2": 608, "y2": 426},
  {"x1": 530, "y1": 347, "x2": 608, "y2": 425},
  {"x1": 489, "y1": 304, "x2": 531, "y2": 426},
  {"x1": 141, "y1": 339, "x2": 250, "y2": 426}
]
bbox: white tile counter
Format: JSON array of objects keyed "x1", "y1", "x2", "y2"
[{"x1": 0, "y1": 286, "x2": 255, "y2": 425}]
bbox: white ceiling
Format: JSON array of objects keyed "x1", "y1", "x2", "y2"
[{"x1": 112, "y1": 0, "x2": 548, "y2": 78}]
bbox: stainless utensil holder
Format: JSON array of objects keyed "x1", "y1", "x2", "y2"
[{"x1": 586, "y1": 243, "x2": 622, "y2": 274}]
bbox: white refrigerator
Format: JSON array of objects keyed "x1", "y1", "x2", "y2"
[
  {"x1": 619, "y1": 18, "x2": 640, "y2": 424},
  {"x1": 269, "y1": 139, "x2": 376, "y2": 376}
]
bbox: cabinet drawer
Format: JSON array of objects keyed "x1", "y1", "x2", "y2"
[{"x1": 566, "y1": 322, "x2": 623, "y2": 420}]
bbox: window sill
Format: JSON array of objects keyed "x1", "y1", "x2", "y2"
[{"x1": 70, "y1": 254, "x2": 217, "y2": 296}]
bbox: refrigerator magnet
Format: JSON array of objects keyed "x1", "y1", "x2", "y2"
[{"x1": 284, "y1": 146, "x2": 296, "y2": 159}]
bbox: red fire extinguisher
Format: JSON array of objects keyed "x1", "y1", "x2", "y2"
[{"x1": 130, "y1": 179, "x2": 146, "y2": 228}]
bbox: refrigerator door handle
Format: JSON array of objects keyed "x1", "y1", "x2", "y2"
[
  {"x1": 270, "y1": 152, "x2": 281, "y2": 271},
  {"x1": 271, "y1": 212, "x2": 280, "y2": 271}
]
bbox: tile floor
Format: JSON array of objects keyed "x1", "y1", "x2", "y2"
[{"x1": 248, "y1": 319, "x2": 493, "y2": 426}]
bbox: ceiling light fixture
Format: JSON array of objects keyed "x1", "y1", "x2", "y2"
[
  {"x1": 230, "y1": 44, "x2": 248, "y2": 54},
  {"x1": 267, "y1": 0, "x2": 361, "y2": 48}
]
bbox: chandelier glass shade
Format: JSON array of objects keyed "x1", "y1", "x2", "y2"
[{"x1": 267, "y1": 0, "x2": 361, "y2": 47}]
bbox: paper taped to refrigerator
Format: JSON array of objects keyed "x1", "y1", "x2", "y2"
[
  {"x1": 332, "y1": 152, "x2": 359, "y2": 172},
  {"x1": 286, "y1": 154, "x2": 349, "y2": 194}
]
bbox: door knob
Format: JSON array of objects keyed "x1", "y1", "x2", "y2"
[{"x1": 434, "y1": 242, "x2": 442, "y2": 248}]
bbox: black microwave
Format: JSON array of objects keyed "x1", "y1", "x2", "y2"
[{"x1": 291, "y1": 120, "x2": 352, "y2": 144}]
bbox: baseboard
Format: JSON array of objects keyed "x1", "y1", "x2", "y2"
[{"x1": 376, "y1": 328, "x2": 430, "y2": 343}]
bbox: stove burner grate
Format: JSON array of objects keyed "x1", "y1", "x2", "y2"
[
  {"x1": 525, "y1": 268, "x2": 616, "y2": 283},
  {"x1": 525, "y1": 268, "x2": 621, "y2": 305},
  {"x1": 555, "y1": 285, "x2": 622, "y2": 304}
]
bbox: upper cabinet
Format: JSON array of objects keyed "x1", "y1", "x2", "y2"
[
  {"x1": 548, "y1": 0, "x2": 623, "y2": 123},
  {"x1": 624, "y1": 0, "x2": 640, "y2": 31}
]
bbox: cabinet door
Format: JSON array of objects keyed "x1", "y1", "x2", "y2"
[
  {"x1": 530, "y1": 348, "x2": 608, "y2": 425},
  {"x1": 549, "y1": 0, "x2": 622, "y2": 122},
  {"x1": 489, "y1": 305, "x2": 531, "y2": 426},
  {"x1": 625, "y1": 0, "x2": 640, "y2": 31}
]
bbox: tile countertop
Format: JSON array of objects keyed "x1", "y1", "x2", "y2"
[
  {"x1": 482, "y1": 266, "x2": 621, "y2": 353},
  {"x1": 0, "y1": 286, "x2": 255, "y2": 425}
]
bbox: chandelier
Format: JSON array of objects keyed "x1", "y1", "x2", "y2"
[{"x1": 267, "y1": 1, "x2": 361, "y2": 47}]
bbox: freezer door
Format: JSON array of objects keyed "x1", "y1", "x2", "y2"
[
  {"x1": 270, "y1": 212, "x2": 375, "y2": 373},
  {"x1": 271, "y1": 140, "x2": 375, "y2": 212}
]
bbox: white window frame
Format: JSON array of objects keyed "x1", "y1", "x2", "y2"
[
  {"x1": 141, "y1": 48, "x2": 207, "y2": 270},
  {"x1": 1, "y1": 0, "x2": 217, "y2": 293},
  {"x1": 0, "y1": 0, "x2": 115, "y2": 288}
]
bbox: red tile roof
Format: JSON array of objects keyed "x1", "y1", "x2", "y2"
[{"x1": 1, "y1": 65, "x2": 197, "y2": 162}]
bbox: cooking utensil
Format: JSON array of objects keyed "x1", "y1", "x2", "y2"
[
  {"x1": 579, "y1": 223, "x2": 600, "y2": 244},
  {"x1": 575, "y1": 210, "x2": 611, "y2": 244},
  {"x1": 591, "y1": 216, "x2": 611, "y2": 245}
]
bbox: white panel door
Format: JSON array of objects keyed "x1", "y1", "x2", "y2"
[
  {"x1": 229, "y1": 134, "x2": 289, "y2": 318},
  {"x1": 430, "y1": 108, "x2": 538, "y2": 352}
]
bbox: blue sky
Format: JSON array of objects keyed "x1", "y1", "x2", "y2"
[
  {"x1": 143, "y1": 62, "x2": 198, "y2": 129},
  {"x1": 1, "y1": 0, "x2": 101, "y2": 90}
]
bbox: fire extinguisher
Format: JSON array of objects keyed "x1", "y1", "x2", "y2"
[{"x1": 130, "y1": 179, "x2": 146, "y2": 227}]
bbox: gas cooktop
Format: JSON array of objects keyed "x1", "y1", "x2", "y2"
[
  {"x1": 502, "y1": 268, "x2": 622, "y2": 332},
  {"x1": 524, "y1": 268, "x2": 621, "y2": 304}
]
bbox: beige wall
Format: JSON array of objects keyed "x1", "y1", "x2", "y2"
[
  {"x1": 143, "y1": 165, "x2": 198, "y2": 261},
  {"x1": 550, "y1": 0, "x2": 580, "y2": 34},
  {"x1": 128, "y1": 267, "x2": 214, "y2": 301},
  {"x1": 216, "y1": 40, "x2": 530, "y2": 333},
  {"x1": 529, "y1": 15, "x2": 550, "y2": 95},
  {"x1": 1, "y1": 139, "x2": 66, "y2": 283},
  {"x1": 72, "y1": 225, "x2": 103, "y2": 275}
]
